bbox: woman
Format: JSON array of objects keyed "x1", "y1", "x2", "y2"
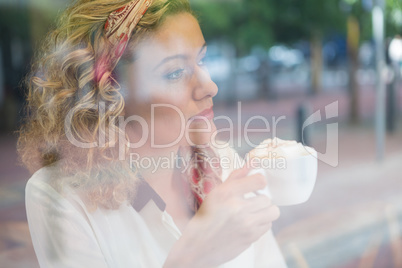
[{"x1": 18, "y1": 0, "x2": 287, "y2": 267}]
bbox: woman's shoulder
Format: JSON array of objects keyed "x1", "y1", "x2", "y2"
[
  {"x1": 25, "y1": 162, "x2": 85, "y2": 210},
  {"x1": 26, "y1": 162, "x2": 60, "y2": 185},
  {"x1": 26, "y1": 163, "x2": 62, "y2": 196},
  {"x1": 25, "y1": 161, "x2": 74, "y2": 194}
]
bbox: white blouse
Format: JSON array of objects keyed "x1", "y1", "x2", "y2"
[{"x1": 26, "y1": 146, "x2": 287, "y2": 267}]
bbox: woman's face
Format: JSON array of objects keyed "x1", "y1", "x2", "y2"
[{"x1": 122, "y1": 12, "x2": 218, "y2": 150}]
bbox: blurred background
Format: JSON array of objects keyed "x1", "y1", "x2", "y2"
[{"x1": 0, "y1": 0, "x2": 401, "y2": 267}]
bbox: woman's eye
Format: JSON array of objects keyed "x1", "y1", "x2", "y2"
[{"x1": 165, "y1": 69, "x2": 185, "y2": 80}]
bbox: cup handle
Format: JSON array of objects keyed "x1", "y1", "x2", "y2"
[{"x1": 247, "y1": 168, "x2": 272, "y2": 199}]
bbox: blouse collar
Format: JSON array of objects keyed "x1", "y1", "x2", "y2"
[{"x1": 131, "y1": 175, "x2": 166, "y2": 212}]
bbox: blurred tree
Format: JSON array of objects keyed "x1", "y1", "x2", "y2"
[
  {"x1": 344, "y1": 0, "x2": 401, "y2": 124},
  {"x1": 192, "y1": 0, "x2": 401, "y2": 125},
  {"x1": 0, "y1": 6, "x2": 32, "y2": 88},
  {"x1": 0, "y1": 0, "x2": 62, "y2": 131},
  {"x1": 347, "y1": 15, "x2": 360, "y2": 124},
  {"x1": 386, "y1": 0, "x2": 402, "y2": 36},
  {"x1": 192, "y1": 0, "x2": 346, "y2": 94},
  {"x1": 0, "y1": 6, "x2": 30, "y2": 130},
  {"x1": 191, "y1": 0, "x2": 275, "y2": 55},
  {"x1": 270, "y1": 0, "x2": 346, "y2": 94}
]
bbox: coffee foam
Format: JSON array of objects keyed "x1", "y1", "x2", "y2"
[{"x1": 249, "y1": 137, "x2": 314, "y2": 159}]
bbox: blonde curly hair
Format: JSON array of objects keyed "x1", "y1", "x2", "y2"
[{"x1": 17, "y1": 0, "x2": 193, "y2": 210}]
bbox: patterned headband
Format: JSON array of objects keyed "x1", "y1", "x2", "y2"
[{"x1": 95, "y1": 0, "x2": 153, "y2": 82}]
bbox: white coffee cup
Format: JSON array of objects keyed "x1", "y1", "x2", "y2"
[{"x1": 248, "y1": 146, "x2": 318, "y2": 206}]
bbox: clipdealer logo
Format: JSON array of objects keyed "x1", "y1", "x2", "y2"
[{"x1": 64, "y1": 100, "x2": 339, "y2": 166}]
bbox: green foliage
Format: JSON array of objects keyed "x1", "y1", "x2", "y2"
[
  {"x1": 0, "y1": 7, "x2": 31, "y2": 36},
  {"x1": 386, "y1": 0, "x2": 402, "y2": 35},
  {"x1": 192, "y1": 0, "x2": 346, "y2": 54},
  {"x1": 191, "y1": 0, "x2": 401, "y2": 55},
  {"x1": 271, "y1": 0, "x2": 346, "y2": 40},
  {"x1": 191, "y1": 0, "x2": 276, "y2": 54}
]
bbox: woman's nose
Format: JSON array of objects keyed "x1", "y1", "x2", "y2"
[{"x1": 192, "y1": 66, "x2": 218, "y2": 100}]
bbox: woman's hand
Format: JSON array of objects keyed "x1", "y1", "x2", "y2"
[{"x1": 164, "y1": 166, "x2": 280, "y2": 268}]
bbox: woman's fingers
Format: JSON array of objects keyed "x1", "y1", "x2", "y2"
[
  {"x1": 265, "y1": 205, "x2": 280, "y2": 222},
  {"x1": 245, "y1": 204, "x2": 280, "y2": 228},
  {"x1": 230, "y1": 174, "x2": 267, "y2": 195},
  {"x1": 244, "y1": 194, "x2": 272, "y2": 213},
  {"x1": 225, "y1": 164, "x2": 251, "y2": 181}
]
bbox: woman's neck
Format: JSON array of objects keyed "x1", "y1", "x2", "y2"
[
  {"x1": 132, "y1": 144, "x2": 195, "y2": 229},
  {"x1": 131, "y1": 144, "x2": 192, "y2": 194}
]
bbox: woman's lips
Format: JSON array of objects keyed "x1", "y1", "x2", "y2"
[{"x1": 190, "y1": 107, "x2": 214, "y2": 121}]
